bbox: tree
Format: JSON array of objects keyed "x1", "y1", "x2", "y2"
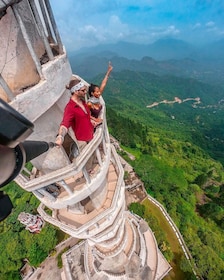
[
  {"x1": 179, "y1": 256, "x2": 196, "y2": 280},
  {"x1": 129, "y1": 202, "x2": 145, "y2": 217},
  {"x1": 28, "y1": 242, "x2": 48, "y2": 267}
]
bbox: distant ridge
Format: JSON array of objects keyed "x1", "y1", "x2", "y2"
[
  {"x1": 72, "y1": 38, "x2": 196, "y2": 60},
  {"x1": 68, "y1": 38, "x2": 224, "y2": 85},
  {"x1": 70, "y1": 38, "x2": 224, "y2": 61}
]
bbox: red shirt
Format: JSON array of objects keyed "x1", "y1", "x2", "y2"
[{"x1": 61, "y1": 99, "x2": 94, "y2": 141}]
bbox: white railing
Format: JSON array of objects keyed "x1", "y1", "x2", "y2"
[
  {"x1": 15, "y1": 104, "x2": 111, "y2": 207},
  {"x1": 38, "y1": 180, "x2": 126, "y2": 239},
  {"x1": 16, "y1": 113, "x2": 109, "y2": 190}
]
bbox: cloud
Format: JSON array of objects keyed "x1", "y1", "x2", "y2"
[
  {"x1": 108, "y1": 15, "x2": 130, "y2": 38},
  {"x1": 151, "y1": 25, "x2": 180, "y2": 39},
  {"x1": 192, "y1": 23, "x2": 201, "y2": 30},
  {"x1": 205, "y1": 21, "x2": 215, "y2": 27},
  {"x1": 61, "y1": 15, "x2": 130, "y2": 50},
  {"x1": 205, "y1": 21, "x2": 218, "y2": 33},
  {"x1": 49, "y1": 0, "x2": 224, "y2": 50}
]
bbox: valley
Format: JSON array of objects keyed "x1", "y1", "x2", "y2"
[{"x1": 100, "y1": 68, "x2": 224, "y2": 280}]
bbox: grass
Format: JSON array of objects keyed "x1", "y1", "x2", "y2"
[
  {"x1": 141, "y1": 198, "x2": 192, "y2": 280},
  {"x1": 56, "y1": 230, "x2": 70, "y2": 243},
  {"x1": 57, "y1": 247, "x2": 70, "y2": 268}
]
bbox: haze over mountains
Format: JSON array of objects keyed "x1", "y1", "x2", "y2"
[
  {"x1": 72, "y1": 38, "x2": 224, "y2": 60},
  {"x1": 68, "y1": 38, "x2": 224, "y2": 85}
]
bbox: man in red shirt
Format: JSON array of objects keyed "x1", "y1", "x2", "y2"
[{"x1": 55, "y1": 79, "x2": 95, "y2": 168}]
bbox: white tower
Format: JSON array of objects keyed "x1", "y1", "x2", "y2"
[{"x1": 0, "y1": 1, "x2": 171, "y2": 279}]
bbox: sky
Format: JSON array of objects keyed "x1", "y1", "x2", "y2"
[{"x1": 49, "y1": 0, "x2": 224, "y2": 52}]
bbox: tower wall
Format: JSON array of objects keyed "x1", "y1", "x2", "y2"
[{"x1": 0, "y1": 0, "x2": 45, "y2": 100}]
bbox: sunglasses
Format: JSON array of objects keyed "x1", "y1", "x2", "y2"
[{"x1": 79, "y1": 88, "x2": 87, "y2": 93}]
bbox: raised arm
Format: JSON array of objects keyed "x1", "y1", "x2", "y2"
[{"x1": 99, "y1": 61, "x2": 113, "y2": 94}]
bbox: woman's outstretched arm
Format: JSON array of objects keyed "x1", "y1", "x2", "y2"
[{"x1": 99, "y1": 61, "x2": 113, "y2": 94}]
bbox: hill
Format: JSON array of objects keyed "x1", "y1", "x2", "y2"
[
  {"x1": 71, "y1": 38, "x2": 224, "y2": 61},
  {"x1": 90, "y1": 70, "x2": 224, "y2": 279},
  {"x1": 72, "y1": 38, "x2": 197, "y2": 60},
  {"x1": 68, "y1": 39, "x2": 224, "y2": 86},
  {"x1": 101, "y1": 70, "x2": 224, "y2": 162}
]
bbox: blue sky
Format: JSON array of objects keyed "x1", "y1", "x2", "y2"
[{"x1": 49, "y1": 0, "x2": 224, "y2": 52}]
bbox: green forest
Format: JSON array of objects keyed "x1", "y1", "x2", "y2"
[
  {"x1": 103, "y1": 70, "x2": 224, "y2": 280},
  {"x1": 0, "y1": 182, "x2": 67, "y2": 280}
]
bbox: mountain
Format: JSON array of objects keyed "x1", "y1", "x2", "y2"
[
  {"x1": 101, "y1": 70, "x2": 224, "y2": 280},
  {"x1": 68, "y1": 54, "x2": 224, "y2": 87},
  {"x1": 145, "y1": 38, "x2": 196, "y2": 60},
  {"x1": 70, "y1": 38, "x2": 196, "y2": 61},
  {"x1": 69, "y1": 38, "x2": 224, "y2": 61},
  {"x1": 74, "y1": 41, "x2": 148, "y2": 60},
  {"x1": 199, "y1": 39, "x2": 224, "y2": 60},
  {"x1": 68, "y1": 38, "x2": 224, "y2": 86},
  {"x1": 95, "y1": 70, "x2": 224, "y2": 163}
]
